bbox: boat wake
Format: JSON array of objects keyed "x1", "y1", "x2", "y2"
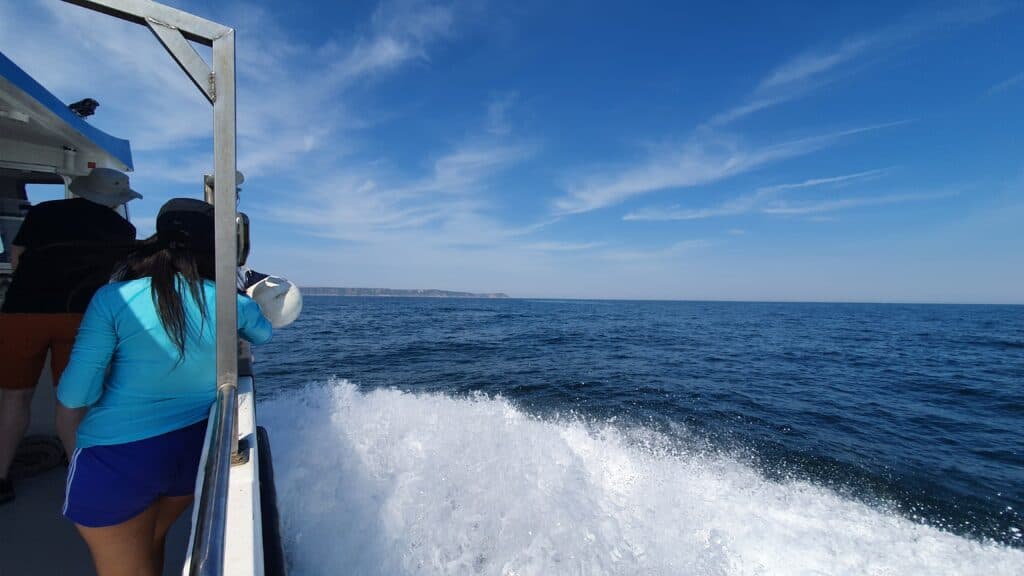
[{"x1": 260, "y1": 380, "x2": 1023, "y2": 575}]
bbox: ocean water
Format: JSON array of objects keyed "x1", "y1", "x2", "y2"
[{"x1": 256, "y1": 298, "x2": 1024, "y2": 575}]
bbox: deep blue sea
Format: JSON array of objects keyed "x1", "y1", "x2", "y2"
[{"x1": 256, "y1": 297, "x2": 1024, "y2": 575}]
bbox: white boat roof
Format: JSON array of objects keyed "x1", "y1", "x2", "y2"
[{"x1": 0, "y1": 50, "x2": 133, "y2": 176}]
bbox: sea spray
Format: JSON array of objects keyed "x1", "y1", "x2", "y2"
[{"x1": 259, "y1": 380, "x2": 1024, "y2": 575}]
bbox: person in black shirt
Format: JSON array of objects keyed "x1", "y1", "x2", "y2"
[{"x1": 0, "y1": 168, "x2": 139, "y2": 505}]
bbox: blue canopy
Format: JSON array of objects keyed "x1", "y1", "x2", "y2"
[{"x1": 0, "y1": 50, "x2": 133, "y2": 171}]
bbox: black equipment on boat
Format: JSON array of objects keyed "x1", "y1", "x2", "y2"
[{"x1": 68, "y1": 98, "x2": 99, "y2": 118}]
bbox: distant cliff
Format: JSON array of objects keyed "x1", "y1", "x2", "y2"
[{"x1": 301, "y1": 287, "x2": 510, "y2": 299}]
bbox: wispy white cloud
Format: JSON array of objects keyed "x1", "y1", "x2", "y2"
[
  {"x1": 757, "y1": 37, "x2": 875, "y2": 92},
  {"x1": 231, "y1": 0, "x2": 462, "y2": 179},
  {"x1": 505, "y1": 217, "x2": 562, "y2": 237},
  {"x1": 560, "y1": 123, "x2": 904, "y2": 216},
  {"x1": 709, "y1": 35, "x2": 881, "y2": 126},
  {"x1": 758, "y1": 168, "x2": 889, "y2": 193},
  {"x1": 323, "y1": 0, "x2": 455, "y2": 83},
  {"x1": 557, "y1": 4, "x2": 996, "y2": 218},
  {"x1": 987, "y1": 72, "x2": 1024, "y2": 95},
  {"x1": 600, "y1": 239, "x2": 710, "y2": 262},
  {"x1": 417, "y1": 142, "x2": 533, "y2": 194},
  {"x1": 523, "y1": 241, "x2": 604, "y2": 252},
  {"x1": 624, "y1": 190, "x2": 769, "y2": 222},
  {"x1": 261, "y1": 133, "x2": 537, "y2": 246},
  {"x1": 219, "y1": 1, "x2": 547, "y2": 250},
  {"x1": 709, "y1": 4, "x2": 1005, "y2": 127},
  {"x1": 708, "y1": 37, "x2": 875, "y2": 127},
  {"x1": 486, "y1": 92, "x2": 517, "y2": 136},
  {"x1": 761, "y1": 190, "x2": 958, "y2": 215},
  {"x1": 706, "y1": 97, "x2": 787, "y2": 127},
  {"x1": 623, "y1": 168, "x2": 890, "y2": 221}
]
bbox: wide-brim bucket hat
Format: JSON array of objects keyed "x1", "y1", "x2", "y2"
[
  {"x1": 246, "y1": 275, "x2": 303, "y2": 328},
  {"x1": 69, "y1": 167, "x2": 142, "y2": 207}
]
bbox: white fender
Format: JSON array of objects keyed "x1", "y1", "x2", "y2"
[{"x1": 246, "y1": 276, "x2": 303, "y2": 328}]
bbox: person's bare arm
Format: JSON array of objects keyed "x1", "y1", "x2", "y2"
[
  {"x1": 56, "y1": 405, "x2": 87, "y2": 456},
  {"x1": 9, "y1": 244, "x2": 24, "y2": 271}
]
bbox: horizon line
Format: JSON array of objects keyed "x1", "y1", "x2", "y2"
[{"x1": 300, "y1": 287, "x2": 1023, "y2": 306}]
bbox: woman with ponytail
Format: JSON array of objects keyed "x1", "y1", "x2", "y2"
[{"x1": 56, "y1": 198, "x2": 272, "y2": 576}]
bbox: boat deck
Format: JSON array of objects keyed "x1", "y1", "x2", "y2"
[
  {"x1": 0, "y1": 373, "x2": 191, "y2": 575},
  {"x1": 0, "y1": 464, "x2": 192, "y2": 575}
]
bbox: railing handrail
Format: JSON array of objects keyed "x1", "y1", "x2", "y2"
[{"x1": 188, "y1": 385, "x2": 237, "y2": 575}]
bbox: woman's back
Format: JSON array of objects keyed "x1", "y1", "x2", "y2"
[{"x1": 58, "y1": 276, "x2": 271, "y2": 448}]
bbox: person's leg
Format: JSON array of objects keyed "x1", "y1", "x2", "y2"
[
  {"x1": 151, "y1": 418, "x2": 206, "y2": 571},
  {"x1": 0, "y1": 388, "x2": 35, "y2": 479},
  {"x1": 151, "y1": 495, "x2": 194, "y2": 574},
  {"x1": 0, "y1": 314, "x2": 49, "y2": 481},
  {"x1": 76, "y1": 503, "x2": 159, "y2": 576}
]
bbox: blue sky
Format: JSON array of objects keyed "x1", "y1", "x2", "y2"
[{"x1": 2, "y1": 0, "x2": 1022, "y2": 302}]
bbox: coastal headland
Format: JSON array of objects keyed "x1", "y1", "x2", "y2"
[{"x1": 302, "y1": 287, "x2": 509, "y2": 299}]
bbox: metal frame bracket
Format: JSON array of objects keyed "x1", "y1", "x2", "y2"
[{"x1": 145, "y1": 19, "x2": 215, "y2": 103}]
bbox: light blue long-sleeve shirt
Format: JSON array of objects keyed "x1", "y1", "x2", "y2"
[{"x1": 58, "y1": 277, "x2": 272, "y2": 448}]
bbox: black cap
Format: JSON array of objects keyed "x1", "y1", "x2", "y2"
[{"x1": 156, "y1": 198, "x2": 215, "y2": 253}]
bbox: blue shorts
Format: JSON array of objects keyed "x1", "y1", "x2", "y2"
[{"x1": 64, "y1": 419, "x2": 208, "y2": 527}]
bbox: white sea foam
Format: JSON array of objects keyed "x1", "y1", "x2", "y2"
[{"x1": 259, "y1": 381, "x2": 1024, "y2": 575}]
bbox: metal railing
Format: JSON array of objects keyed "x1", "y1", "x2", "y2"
[{"x1": 187, "y1": 385, "x2": 237, "y2": 575}]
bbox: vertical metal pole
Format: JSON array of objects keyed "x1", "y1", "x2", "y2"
[
  {"x1": 212, "y1": 30, "x2": 239, "y2": 458},
  {"x1": 203, "y1": 176, "x2": 215, "y2": 203}
]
